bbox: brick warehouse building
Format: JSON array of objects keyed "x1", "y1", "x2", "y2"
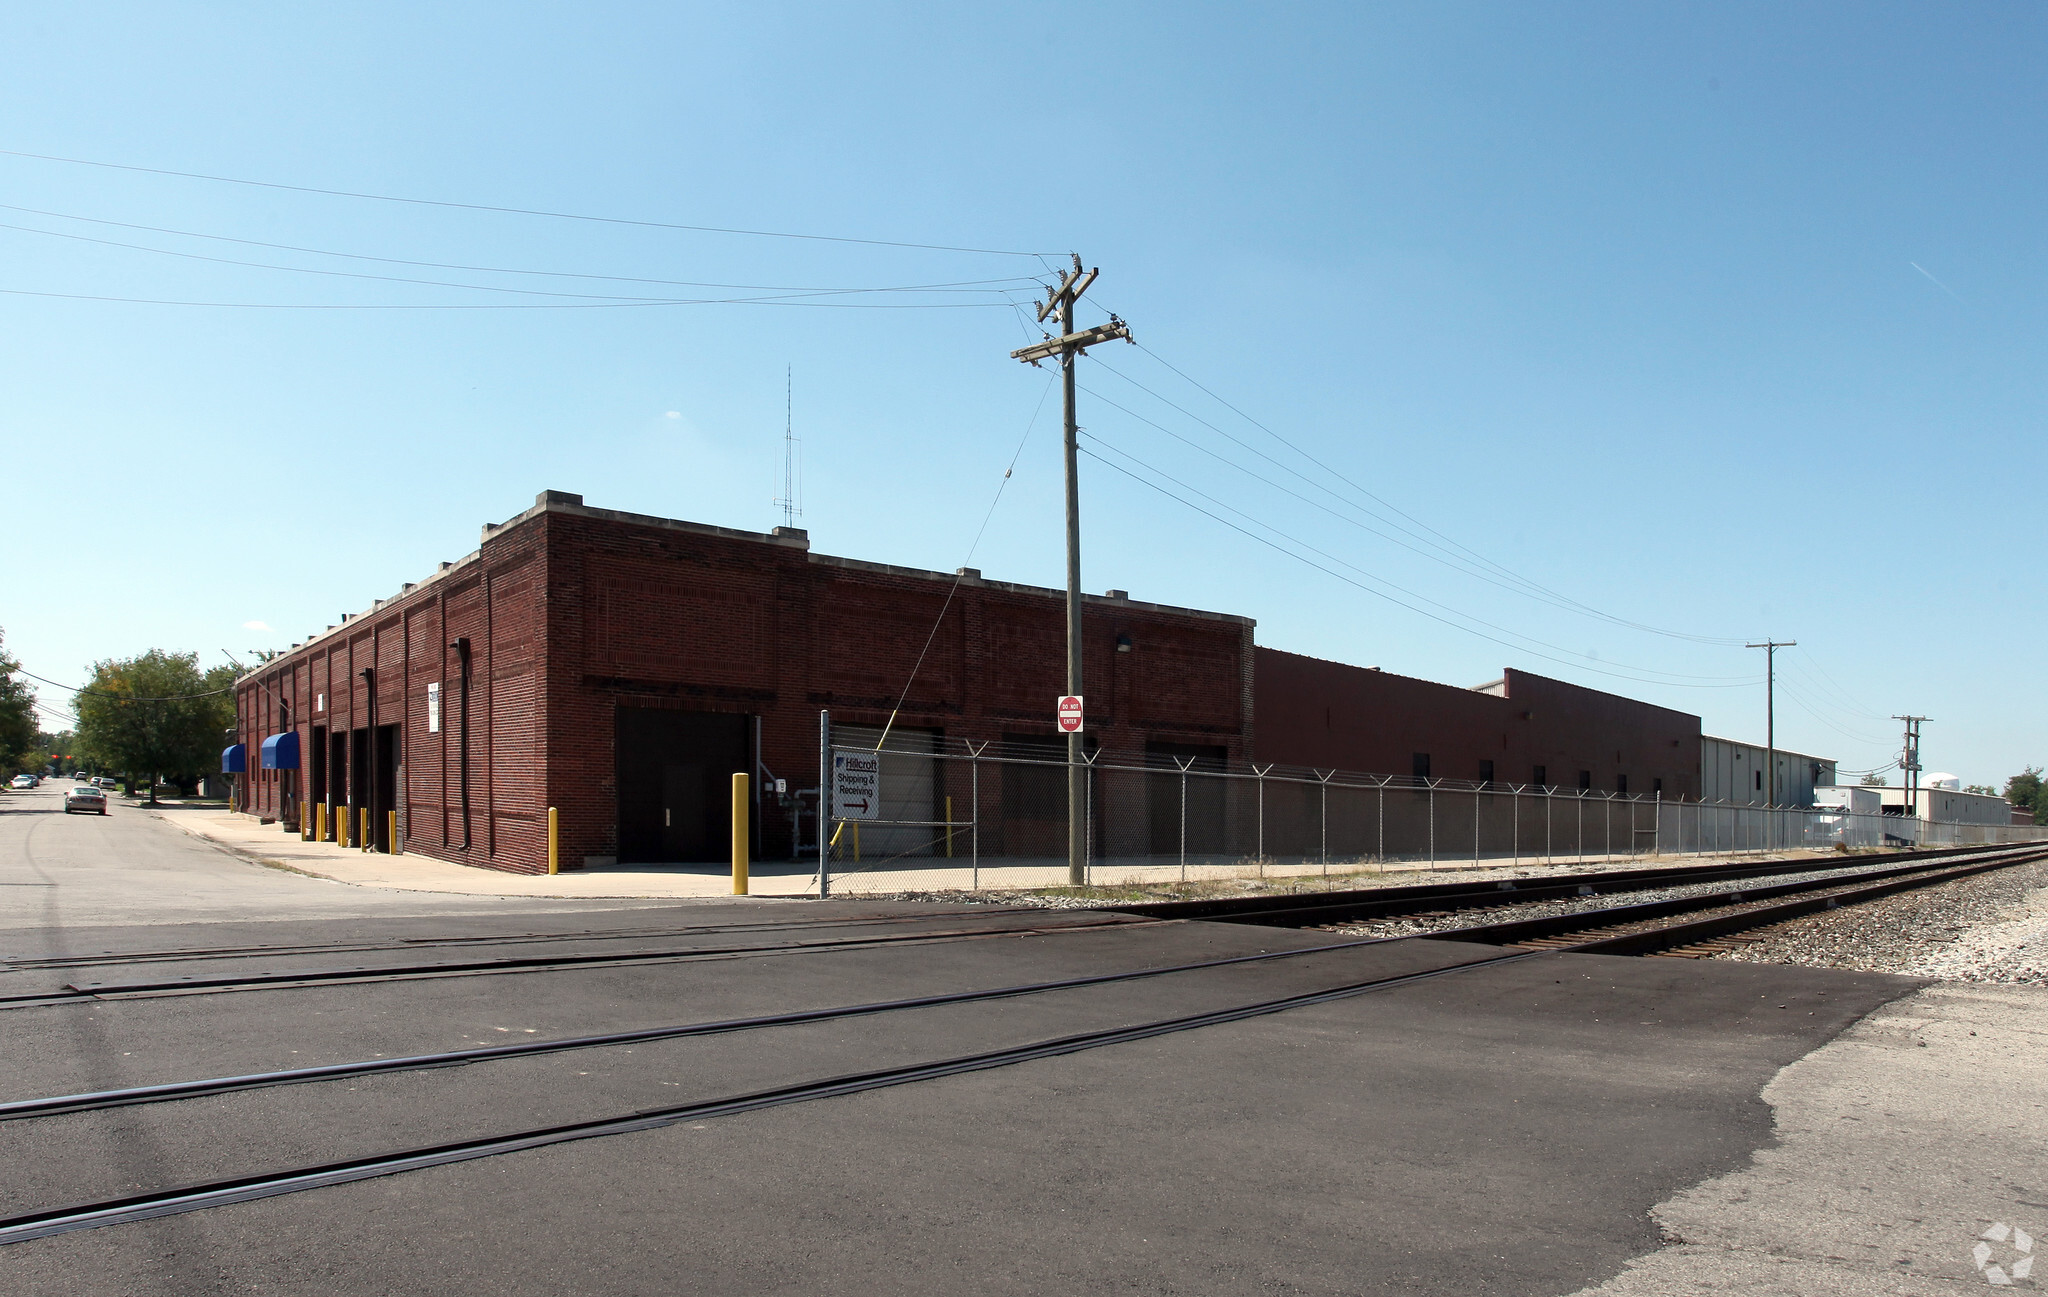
[
  {"x1": 231, "y1": 492, "x2": 1254, "y2": 873},
  {"x1": 232, "y1": 490, "x2": 1705, "y2": 875},
  {"x1": 1253, "y1": 649, "x2": 1701, "y2": 801}
]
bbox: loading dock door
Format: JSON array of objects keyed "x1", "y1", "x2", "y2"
[
  {"x1": 616, "y1": 708, "x2": 750, "y2": 863},
  {"x1": 833, "y1": 725, "x2": 941, "y2": 859}
]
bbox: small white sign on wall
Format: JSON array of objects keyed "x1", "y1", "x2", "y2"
[{"x1": 427, "y1": 682, "x2": 442, "y2": 734}]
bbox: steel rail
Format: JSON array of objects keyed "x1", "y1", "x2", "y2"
[
  {"x1": 8, "y1": 845, "x2": 2040, "y2": 1108},
  {"x1": 1435, "y1": 845, "x2": 2048, "y2": 952},
  {"x1": 0, "y1": 915, "x2": 1160, "y2": 1009},
  {"x1": 4, "y1": 846, "x2": 2037, "y2": 1242},
  {"x1": 0, "y1": 946, "x2": 1542, "y2": 1247},
  {"x1": 0, "y1": 931, "x2": 1465, "y2": 1121},
  {"x1": 1111, "y1": 840, "x2": 2023, "y2": 926},
  {"x1": 2, "y1": 907, "x2": 1060, "y2": 971}
]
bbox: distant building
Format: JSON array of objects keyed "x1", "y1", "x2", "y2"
[
  {"x1": 1875, "y1": 784, "x2": 2013, "y2": 827},
  {"x1": 1699, "y1": 735, "x2": 1836, "y2": 808}
]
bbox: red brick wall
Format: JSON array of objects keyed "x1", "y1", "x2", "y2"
[
  {"x1": 237, "y1": 496, "x2": 1253, "y2": 873},
  {"x1": 541, "y1": 505, "x2": 1253, "y2": 870},
  {"x1": 1253, "y1": 648, "x2": 1701, "y2": 799}
]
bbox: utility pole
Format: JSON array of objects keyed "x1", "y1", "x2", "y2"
[
  {"x1": 1011, "y1": 255, "x2": 1132, "y2": 885},
  {"x1": 1893, "y1": 715, "x2": 1930, "y2": 821},
  {"x1": 1745, "y1": 641, "x2": 1795, "y2": 809}
]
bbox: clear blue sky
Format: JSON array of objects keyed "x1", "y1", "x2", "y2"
[{"x1": 3, "y1": 3, "x2": 2041, "y2": 788}]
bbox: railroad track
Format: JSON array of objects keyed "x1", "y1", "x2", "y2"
[
  {"x1": 0, "y1": 841, "x2": 2039, "y2": 1246},
  {"x1": 3, "y1": 844, "x2": 1997, "y2": 1010},
  {"x1": 0, "y1": 912, "x2": 1159, "y2": 1010},
  {"x1": 1109, "y1": 840, "x2": 2022, "y2": 930},
  {"x1": 1424, "y1": 841, "x2": 2048, "y2": 956}
]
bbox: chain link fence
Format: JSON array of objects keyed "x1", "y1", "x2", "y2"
[{"x1": 810, "y1": 731, "x2": 2048, "y2": 895}]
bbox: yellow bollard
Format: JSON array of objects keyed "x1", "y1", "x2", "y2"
[
  {"x1": 358, "y1": 807, "x2": 368, "y2": 851},
  {"x1": 731, "y1": 773, "x2": 750, "y2": 895},
  {"x1": 548, "y1": 806, "x2": 559, "y2": 875},
  {"x1": 315, "y1": 803, "x2": 326, "y2": 843},
  {"x1": 853, "y1": 820, "x2": 861, "y2": 864},
  {"x1": 388, "y1": 810, "x2": 398, "y2": 855}
]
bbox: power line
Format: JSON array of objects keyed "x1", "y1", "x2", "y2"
[
  {"x1": 15, "y1": 669, "x2": 234, "y2": 702},
  {"x1": 0, "y1": 148, "x2": 1056, "y2": 257},
  {"x1": 0, "y1": 217, "x2": 1040, "y2": 305},
  {"x1": 1081, "y1": 379, "x2": 1739, "y2": 638},
  {"x1": 0, "y1": 286, "x2": 1010, "y2": 311},
  {"x1": 0, "y1": 201, "x2": 1046, "y2": 294},
  {"x1": 1079, "y1": 426, "x2": 1758, "y2": 683},
  {"x1": 874, "y1": 372, "x2": 1058, "y2": 751},
  {"x1": 1105, "y1": 343, "x2": 1750, "y2": 648},
  {"x1": 1080, "y1": 442, "x2": 1762, "y2": 691}
]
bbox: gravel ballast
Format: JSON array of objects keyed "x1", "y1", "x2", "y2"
[{"x1": 1715, "y1": 856, "x2": 2048, "y2": 985}]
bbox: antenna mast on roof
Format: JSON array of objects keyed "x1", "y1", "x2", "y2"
[{"x1": 773, "y1": 366, "x2": 802, "y2": 530}]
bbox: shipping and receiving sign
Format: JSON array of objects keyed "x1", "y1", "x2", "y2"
[
  {"x1": 832, "y1": 751, "x2": 880, "y2": 820},
  {"x1": 1057, "y1": 695, "x2": 1084, "y2": 733}
]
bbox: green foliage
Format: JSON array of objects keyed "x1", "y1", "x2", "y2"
[
  {"x1": 38, "y1": 730, "x2": 78, "y2": 775},
  {"x1": 0, "y1": 631, "x2": 37, "y2": 774},
  {"x1": 2005, "y1": 767, "x2": 2046, "y2": 826},
  {"x1": 74, "y1": 650, "x2": 238, "y2": 803},
  {"x1": 1965, "y1": 783, "x2": 1997, "y2": 796},
  {"x1": 1858, "y1": 770, "x2": 1889, "y2": 787}
]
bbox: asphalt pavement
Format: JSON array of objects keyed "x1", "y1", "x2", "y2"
[{"x1": 0, "y1": 780, "x2": 1932, "y2": 1295}]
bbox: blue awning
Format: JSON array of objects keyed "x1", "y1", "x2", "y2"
[
  {"x1": 221, "y1": 743, "x2": 247, "y2": 773},
  {"x1": 260, "y1": 731, "x2": 300, "y2": 770}
]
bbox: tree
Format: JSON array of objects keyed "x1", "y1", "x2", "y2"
[
  {"x1": 2005, "y1": 767, "x2": 2046, "y2": 826},
  {"x1": 1965, "y1": 783, "x2": 1997, "y2": 796},
  {"x1": 74, "y1": 651, "x2": 237, "y2": 804},
  {"x1": 39, "y1": 730, "x2": 78, "y2": 776},
  {"x1": 1859, "y1": 771, "x2": 1889, "y2": 787},
  {"x1": 0, "y1": 631, "x2": 36, "y2": 775}
]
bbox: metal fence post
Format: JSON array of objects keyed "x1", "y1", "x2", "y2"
[
  {"x1": 1085, "y1": 750, "x2": 1096, "y2": 887},
  {"x1": 1254, "y1": 764, "x2": 1269, "y2": 874},
  {"x1": 968, "y1": 740, "x2": 981, "y2": 890},
  {"x1": 1473, "y1": 786, "x2": 1481, "y2": 865},
  {"x1": 817, "y1": 709, "x2": 830, "y2": 898},
  {"x1": 1376, "y1": 779, "x2": 1384, "y2": 863},
  {"x1": 1576, "y1": 792, "x2": 1583, "y2": 863},
  {"x1": 1512, "y1": 786, "x2": 1520, "y2": 867},
  {"x1": 1427, "y1": 780, "x2": 1436, "y2": 866},
  {"x1": 1318, "y1": 771, "x2": 1331, "y2": 873},
  {"x1": 1545, "y1": 785, "x2": 1553, "y2": 865},
  {"x1": 1178, "y1": 757, "x2": 1189, "y2": 882}
]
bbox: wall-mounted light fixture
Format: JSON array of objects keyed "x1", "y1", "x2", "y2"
[{"x1": 1115, "y1": 633, "x2": 1133, "y2": 653}]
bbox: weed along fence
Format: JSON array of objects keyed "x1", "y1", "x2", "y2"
[{"x1": 813, "y1": 721, "x2": 2048, "y2": 895}]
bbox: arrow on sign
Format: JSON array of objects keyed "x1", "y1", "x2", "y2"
[{"x1": 842, "y1": 798, "x2": 871, "y2": 814}]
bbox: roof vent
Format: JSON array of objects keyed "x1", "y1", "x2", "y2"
[
  {"x1": 1104, "y1": 589, "x2": 1129, "y2": 600},
  {"x1": 538, "y1": 490, "x2": 583, "y2": 507}
]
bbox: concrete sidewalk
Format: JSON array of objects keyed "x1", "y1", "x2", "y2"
[{"x1": 153, "y1": 806, "x2": 810, "y2": 900}]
